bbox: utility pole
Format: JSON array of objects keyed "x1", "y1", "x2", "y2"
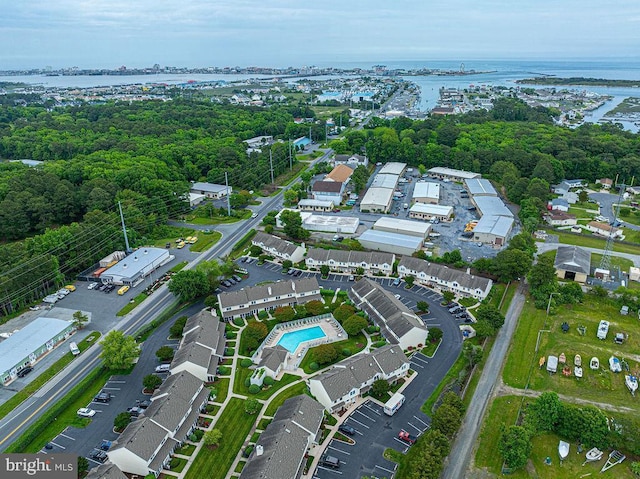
[
  {"x1": 325, "y1": 122, "x2": 328, "y2": 145},
  {"x1": 289, "y1": 139, "x2": 292, "y2": 170},
  {"x1": 269, "y1": 149, "x2": 275, "y2": 185},
  {"x1": 118, "y1": 201, "x2": 131, "y2": 253},
  {"x1": 225, "y1": 171, "x2": 231, "y2": 217},
  {"x1": 309, "y1": 126, "x2": 312, "y2": 143}
]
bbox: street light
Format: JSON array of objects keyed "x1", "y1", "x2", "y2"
[{"x1": 546, "y1": 292, "x2": 561, "y2": 317}]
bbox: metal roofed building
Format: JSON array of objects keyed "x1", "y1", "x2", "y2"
[
  {"x1": 302, "y1": 214, "x2": 359, "y2": 234},
  {"x1": 464, "y1": 178, "x2": 497, "y2": 196},
  {"x1": 357, "y1": 229, "x2": 424, "y2": 256},
  {"x1": 373, "y1": 217, "x2": 431, "y2": 239},
  {"x1": 427, "y1": 167, "x2": 481, "y2": 181},
  {"x1": 190, "y1": 182, "x2": 232, "y2": 199},
  {"x1": 251, "y1": 232, "x2": 306, "y2": 264},
  {"x1": 240, "y1": 395, "x2": 324, "y2": 479},
  {"x1": 554, "y1": 245, "x2": 591, "y2": 283},
  {"x1": 305, "y1": 248, "x2": 395, "y2": 275},
  {"x1": 412, "y1": 181, "x2": 441, "y2": 204},
  {"x1": 0, "y1": 317, "x2": 75, "y2": 386},
  {"x1": 349, "y1": 278, "x2": 428, "y2": 350},
  {"x1": 307, "y1": 344, "x2": 411, "y2": 411},
  {"x1": 378, "y1": 162, "x2": 407, "y2": 175},
  {"x1": 370, "y1": 174, "x2": 399, "y2": 189},
  {"x1": 360, "y1": 187, "x2": 394, "y2": 213},
  {"x1": 473, "y1": 216, "x2": 514, "y2": 246},
  {"x1": 297, "y1": 198, "x2": 334, "y2": 212},
  {"x1": 334, "y1": 154, "x2": 368, "y2": 168},
  {"x1": 100, "y1": 248, "x2": 173, "y2": 286},
  {"x1": 398, "y1": 256, "x2": 493, "y2": 300},
  {"x1": 408, "y1": 203, "x2": 454, "y2": 221},
  {"x1": 217, "y1": 278, "x2": 321, "y2": 320}
]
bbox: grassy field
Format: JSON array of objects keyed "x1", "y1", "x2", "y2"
[
  {"x1": 591, "y1": 253, "x2": 634, "y2": 271},
  {"x1": 185, "y1": 398, "x2": 258, "y2": 479},
  {"x1": 475, "y1": 395, "x2": 637, "y2": 478},
  {"x1": 116, "y1": 292, "x2": 149, "y2": 316},
  {"x1": 299, "y1": 333, "x2": 367, "y2": 373},
  {"x1": 500, "y1": 282, "x2": 518, "y2": 315},
  {"x1": 232, "y1": 368, "x2": 300, "y2": 400},
  {"x1": 503, "y1": 296, "x2": 640, "y2": 409},
  {"x1": 186, "y1": 210, "x2": 251, "y2": 225},
  {"x1": 151, "y1": 226, "x2": 197, "y2": 247},
  {"x1": 189, "y1": 231, "x2": 222, "y2": 252},
  {"x1": 264, "y1": 382, "x2": 309, "y2": 416},
  {"x1": 548, "y1": 229, "x2": 640, "y2": 255},
  {"x1": 169, "y1": 261, "x2": 188, "y2": 273},
  {"x1": 209, "y1": 377, "x2": 230, "y2": 403}
]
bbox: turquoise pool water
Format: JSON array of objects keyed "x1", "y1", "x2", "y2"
[{"x1": 276, "y1": 325, "x2": 326, "y2": 353}]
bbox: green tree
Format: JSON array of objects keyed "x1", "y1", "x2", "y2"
[
  {"x1": 72, "y1": 310, "x2": 89, "y2": 330},
  {"x1": 431, "y1": 403, "x2": 462, "y2": 438},
  {"x1": 493, "y1": 249, "x2": 532, "y2": 282},
  {"x1": 204, "y1": 428, "x2": 223, "y2": 447},
  {"x1": 473, "y1": 320, "x2": 496, "y2": 339},
  {"x1": 313, "y1": 343, "x2": 339, "y2": 365},
  {"x1": 169, "y1": 315, "x2": 188, "y2": 338},
  {"x1": 114, "y1": 412, "x2": 132, "y2": 432},
  {"x1": 77, "y1": 456, "x2": 90, "y2": 477},
  {"x1": 529, "y1": 392, "x2": 562, "y2": 433},
  {"x1": 305, "y1": 300, "x2": 326, "y2": 316},
  {"x1": 404, "y1": 275, "x2": 415, "y2": 287},
  {"x1": 168, "y1": 269, "x2": 210, "y2": 302},
  {"x1": 416, "y1": 301, "x2": 429, "y2": 313},
  {"x1": 279, "y1": 210, "x2": 309, "y2": 240},
  {"x1": 578, "y1": 190, "x2": 589, "y2": 203},
  {"x1": 282, "y1": 259, "x2": 293, "y2": 270},
  {"x1": 499, "y1": 425, "x2": 532, "y2": 470},
  {"x1": 143, "y1": 374, "x2": 163, "y2": 391},
  {"x1": 242, "y1": 320, "x2": 268, "y2": 353},
  {"x1": 526, "y1": 177, "x2": 550, "y2": 203},
  {"x1": 320, "y1": 265, "x2": 330, "y2": 277},
  {"x1": 333, "y1": 304, "x2": 356, "y2": 322},
  {"x1": 274, "y1": 305, "x2": 296, "y2": 323},
  {"x1": 371, "y1": 379, "x2": 390, "y2": 398},
  {"x1": 355, "y1": 266, "x2": 365, "y2": 275},
  {"x1": 283, "y1": 189, "x2": 299, "y2": 206},
  {"x1": 462, "y1": 341, "x2": 483, "y2": 367},
  {"x1": 475, "y1": 304, "x2": 505, "y2": 330},
  {"x1": 244, "y1": 398, "x2": 261, "y2": 415},
  {"x1": 100, "y1": 330, "x2": 139, "y2": 370},
  {"x1": 156, "y1": 345, "x2": 175, "y2": 362},
  {"x1": 442, "y1": 291, "x2": 455, "y2": 304},
  {"x1": 343, "y1": 314, "x2": 368, "y2": 336}
]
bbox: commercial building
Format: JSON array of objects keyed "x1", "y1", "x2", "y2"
[
  {"x1": 305, "y1": 248, "x2": 395, "y2": 275},
  {"x1": 275, "y1": 209, "x2": 313, "y2": 228},
  {"x1": 357, "y1": 229, "x2": 424, "y2": 256},
  {"x1": 297, "y1": 199, "x2": 334, "y2": 212},
  {"x1": 190, "y1": 182, "x2": 232, "y2": 199},
  {"x1": 470, "y1": 196, "x2": 514, "y2": 246},
  {"x1": 217, "y1": 278, "x2": 321, "y2": 320},
  {"x1": 408, "y1": 203, "x2": 454, "y2": 221},
  {"x1": 325, "y1": 164, "x2": 354, "y2": 183},
  {"x1": 334, "y1": 154, "x2": 368, "y2": 168},
  {"x1": 427, "y1": 167, "x2": 481, "y2": 182},
  {"x1": 398, "y1": 256, "x2": 493, "y2": 300},
  {"x1": 0, "y1": 317, "x2": 75, "y2": 386},
  {"x1": 100, "y1": 248, "x2": 173, "y2": 286},
  {"x1": 188, "y1": 192, "x2": 206, "y2": 207},
  {"x1": 311, "y1": 180, "x2": 345, "y2": 205},
  {"x1": 412, "y1": 181, "x2": 441, "y2": 204},
  {"x1": 240, "y1": 396, "x2": 324, "y2": 479},
  {"x1": 170, "y1": 309, "x2": 226, "y2": 382},
  {"x1": 554, "y1": 246, "x2": 591, "y2": 283},
  {"x1": 302, "y1": 214, "x2": 359, "y2": 234},
  {"x1": 307, "y1": 344, "x2": 410, "y2": 412},
  {"x1": 464, "y1": 178, "x2": 497, "y2": 197},
  {"x1": 243, "y1": 135, "x2": 273, "y2": 153},
  {"x1": 350, "y1": 278, "x2": 428, "y2": 350},
  {"x1": 373, "y1": 217, "x2": 431, "y2": 239},
  {"x1": 251, "y1": 232, "x2": 306, "y2": 264},
  {"x1": 379, "y1": 162, "x2": 407, "y2": 176},
  {"x1": 360, "y1": 187, "x2": 394, "y2": 213},
  {"x1": 371, "y1": 174, "x2": 399, "y2": 189}
]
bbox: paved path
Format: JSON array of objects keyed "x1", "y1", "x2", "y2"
[
  {"x1": 441, "y1": 281, "x2": 526, "y2": 479},
  {"x1": 536, "y1": 241, "x2": 640, "y2": 266}
]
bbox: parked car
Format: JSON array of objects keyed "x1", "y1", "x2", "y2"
[
  {"x1": 398, "y1": 430, "x2": 417, "y2": 444},
  {"x1": 87, "y1": 282, "x2": 98, "y2": 290},
  {"x1": 90, "y1": 450, "x2": 107, "y2": 463},
  {"x1": 294, "y1": 270, "x2": 302, "y2": 276},
  {"x1": 138, "y1": 400, "x2": 151, "y2": 409},
  {"x1": 155, "y1": 364, "x2": 171, "y2": 373},
  {"x1": 99, "y1": 440, "x2": 112, "y2": 451},
  {"x1": 394, "y1": 294, "x2": 401, "y2": 300},
  {"x1": 321, "y1": 455, "x2": 341, "y2": 469},
  {"x1": 448, "y1": 306, "x2": 462, "y2": 314},
  {"x1": 94, "y1": 391, "x2": 111, "y2": 403},
  {"x1": 338, "y1": 424, "x2": 356, "y2": 435},
  {"x1": 77, "y1": 408, "x2": 96, "y2": 418},
  {"x1": 127, "y1": 407, "x2": 144, "y2": 417},
  {"x1": 17, "y1": 367, "x2": 33, "y2": 378},
  {"x1": 392, "y1": 278, "x2": 401, "y2": 286},
  {"x1": 232, "y1": 275, "x2": 242, "y2": 282},
  {"x1": 348, "y1": 275, "x2": 355, "y2": 281}
]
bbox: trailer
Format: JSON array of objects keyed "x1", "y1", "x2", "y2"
[{"x1": 383, "y1": 392, "x2": 405, "y2": 416}]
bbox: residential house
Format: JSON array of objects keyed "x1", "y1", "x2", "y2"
[
  {"x1": 240, "y1": 396, "x2": 324, "y2": 479},
  {"x1": 217, "y1": 278, "x2": 321, "y2": 320},
  {"x1": 544, "y1": 210, "x2": 577, "y2": 226},
  {"x1": 257, "y1": 345, "x2": 290, "y2": 379},
  {"x1": 311, "y1": 180, "x2": 345, "y2": 205},
  {"x1": 586, "y1": 221, "x2": 622, "y2": 238},
  {"x1": 85, "y1": 463, "x2": 128, "y2": 479},
  {"x1": 189, "y1": 182, "x2": 232, "y2": 199},
  {"x1": 170, "y1": 309, "x2": 226, "y2": 382},
  {"x1": 554, "y1": 245, "x2": 591, "y2": 283},
  {"x1": 398, "y1": 256, "x2": 493, "y2": 300},
  {"x1": 251, "y1": 232, "x2": 306, "y2": 264},
  {"x1": 307, "y1": 345, "x2": 410, "y2": 412},
  {"x1": 305, "y1": 248, "x2": 395, "y2": 275},
  {"x1": 596, "y1": 178, "x2": 613, "y2": 189},
  {"x1": 334, "y1": 154, "x2": 368, "y2": 168},
  {"x1": 297, "y1": 199, "x2": 334, "y2": 212},
  {"x1": 349, "y1": 278, "x2": 428, "y2": 350},
  {"x1": 553, "y1": 179, "x2": 585, "y2": 196},
  {"x1": 550, "y1": 198, "x2": 569, "y2": 212},
  {"x1": 325, "y1": 164, "x2": 354, "y2": 184}
]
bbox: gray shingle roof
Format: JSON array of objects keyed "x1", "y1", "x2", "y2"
[
  {"x1": 306, "y1": 248, "x2": 394, "y2": 267},
  {"x1": 109, "y1": 417, "x2": 168, "y2": 462},
  {"x1": 259, "y1": 345, "x2": 289, "y2": 372},
  {"x1": 554, "y1": 245, "x2": 591, "y2": 274},
  {"x1": 146, "y1": 371, "x2": 204, "y2": 432},
  {"x1": 218, "y1": 277, "x2": 320, "y2": 310},
  {"x1": 148, "y1": 437, "x2": 179, "y2": 472},
  {"x1": 252, "y1": 232, "x2": 303, "y2": 258},
  {"x1": 171, "y1": 310, "x2": 226, "y2": 370},
  {"x1": 85, "y1": 463, "x2": 128, "y2": 479},
  {"x1": 312, "y1": 180, "x2": 343, "y2": 193},
  {"x1": 398, "y1": 256, "x2": 492, "y2": 292}
]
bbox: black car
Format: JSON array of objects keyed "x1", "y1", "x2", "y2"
[
  {"x1": 17, "y1": 366, "x2": 33, "y2": 378},
  {"x1": 338, "y1": 424, "x2": 356, "y2": 435},
  {"x1": 214, "y1": 287, "x2": 223, "y2": 294},
  {"x1": 227, "y1": 277, "x2": 237, "y2": 285},
  {"x1": 294, "y1": 270, "x2": 302, "y2": 277},
  {"x1": 90, "y1": 450, "x2": 107, "y2": 463},
  {"x1": 94, "y1": 391, "x2": 111, "y2": 403},
  {"x1": 232, "y1": 275, "x2": 242, "y2": 282},
  {"x1": 221, "y1": 280, "x2": 231, "y2": 288},
  {"x1": 138, "y1": 400, "x2": 151, "y2": 409}
]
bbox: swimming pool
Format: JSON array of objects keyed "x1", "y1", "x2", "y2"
[{"x1": 276, "y1": 325, "x2": 326, "y2": 353}]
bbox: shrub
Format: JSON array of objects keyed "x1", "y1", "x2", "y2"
[
  {"x1": 263, "y1": 376, "x2": 275, "y2": 386},
  {"x1": 240, "y1": 358, "x2": 253, "y2": 368},
  {"x1": 170, "y1": 458, "x2": 181, "y2": 468},
  {"x1": 245, "y1": 398, "x2": 261, "y2": 414},
  {"x1": 189, "y1": 433, "x2": 197, "y2": 442},
  {"x1": 342, "y1": 348, "x2": 351, "y2": 356},
  {"x1": 169, "y1": 316, "x2": 188, "y2": 338},
  {"x1": 249, "y1": 384, "x2": 261, "y2": 394},
  {"x1": 114, "y1": 412, "x2": 132, "y2": 432},
  {"x1": 429, "y1": 327, "x2": 443, "y2": 342},
  {"x1": 143, "y1": 374, "x2": 162, "y2": 391},
  {"x1": 155, "y1": 345, "x2": 175, "y2": 362},
  {"x1": 217, "y1": 366, "x2": 230, "y2": 375},
  {"x1": 258, "y1": 311, "x2": 269, "y2": 320},
  {"x1": 309, "y1": 362, "x2": 319, "y2": 371},
  {"x1": 313, "y1": 343, "x2": 339, "y2": 365},
  {"x1": 244, "y1": 378, "x2": 251, "y2": 388},
  {"x1": 233, "y1": 318, "x2": 244, "y2": 326},
  {"x1": 193, "y1": 429, "x2": 204, "y2": 440},
  {"x1": 226, "y1": 331, "x2": 237, "y2": 339}
]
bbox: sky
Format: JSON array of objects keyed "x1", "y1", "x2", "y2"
[{"x1": 2, "y1": 0, "x2": 639, "y2": 69}]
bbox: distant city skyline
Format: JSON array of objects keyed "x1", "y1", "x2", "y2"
[{"x1": 2, "y1": 1, "x2": 639, "y2": 70}]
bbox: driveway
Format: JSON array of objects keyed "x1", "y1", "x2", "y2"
[{"x1": 590, "y1": 191, "x2": 640, "y2": 231}]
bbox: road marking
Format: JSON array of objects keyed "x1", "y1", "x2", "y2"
[
  {"x1": 355, "y1": 409, "x2": 376, "y2": 422},
  {"x1": 375, "y1": 464, "x2": 396, "y2": 474},
  {"x1": 86, "y1": 458, "x2": 102, "y2": 466},
  {"x1": 412, "y1": 355, "x2": 429, "y2": 365},
  {"x1": 102, "y1": 387, "x2": 120, "y2": 390},
  {"x1": 59, "y1": 433, "x2": 75, "y2": 440},
  {"x1": 411, "y1": 362, "x2": 424, "y2": 369},
  {"x1": 413, "y1": 415, "x2": 429, "y2": 427},
  {"x1": 317, "y1": 466, "x2": 343, "y2": 475},
  {"x1": 363, "y1": 403, "x2": 382, "y2": 415},
  {"x1": 107, "y1": 380, "x2": 126, "y2": 384},
  {"x1": 408, "y1": 422, "x2": 422, "y2": 432},
  {"x1": 328, "y1": 445, "x2": 351, "y2": 455},
  {"x1": 348, "y1": 417, "x2": 370, "y2": 429},
  {"x1": 49, "y1": 441, "x2": 65, "y2": 449},
  {"x1": 393, "y1": 437, "x2": 410, "y2": 447}
]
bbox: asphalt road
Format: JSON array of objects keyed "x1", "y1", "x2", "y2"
[
  {"x1": 589, "y1": 191, "x2": 640, "y2": 231},
  {"x1": 440, "y1": 281, "x2": 526, "y2": 479}
]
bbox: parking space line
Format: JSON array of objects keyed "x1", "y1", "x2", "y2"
[
  {"x1": 412, "y1": 355, "x2": 429, "y2": 364},
  {"x1": 375, "y1": 464, "x2": 396, "y2": 474},
  {"x1": 363, "y1": 403, "x2": 382, "y2": 415},
  {"x1": 86, "y1": 458, "x2": 102, "y2": 466},
  {"x1": 102, "y1": 387, "x2": 121, "y2": 390},
  {"x1": 328, "y1": 446, "x2": 351, "y2": 455},
  {"x1": 49, "y1": 441, "x2": 65, "y2": 449},
  {"x1": 59, "y1": 433, "x2": 75, "y2": 440},
  {"x1": 107, "y1": 380, "x2": 126, "y2": 383},
  {"x1": 408, "y1": 422, "x2": 422, "y2": 432},
  {"x1": 354, "y1": 409, "x2": 376, "y2": 422},
  {"x1": 411, "y1": 362, "x2": 424, "y2": 369},
  {"x1": 393, "y1": 437, "x2": 410, "y2": 448},
  {"x1": 348, "y1": 417, "x2": 370, "y2": 429},
  {"x1": 316, "y1": 466, "x2": 343, "y2": 475},
  {"x1": 413, "y1": 415, "x2": 429, "y2": 427}
]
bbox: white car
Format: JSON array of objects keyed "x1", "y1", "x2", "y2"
[
  {"x1": 77, "y1": 408, "x2": 96, "y2": 417},
  {"x1": 88, "y1": 282, "x2": 98, "y2": 290},
  {"x1": 251, "y1": 213, "x2": 258, "y2": 218}
]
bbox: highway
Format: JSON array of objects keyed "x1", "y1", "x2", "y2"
[{"x1": 0, "y1": 148, "x2": 332, "y2": 451}]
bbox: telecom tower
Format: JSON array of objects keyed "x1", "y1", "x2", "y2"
[{"x1": 598, "y1": 177, "x2": 626, "y2": 276}]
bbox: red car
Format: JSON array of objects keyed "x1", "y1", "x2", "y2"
[{"x1": 398, "y1": 430, "x2": 417, "y2": 444}]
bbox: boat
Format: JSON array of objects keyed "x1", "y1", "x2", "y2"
[
  {"x1": 539, "y1": 356, "x2": 546, "y2": 368},
  {"x1": 559, "y1": 440, "x2": 570, "y2": 460},
  {"x1": 574, "y1": 354, "x2": 582, "y2": 367},
  {"x1": 575, "y1": 366, "x2": 583, "y2": 378},
  {"x1": 547, "y1": 355, "x2": 558, "y2": 373},
  {"x1": 583, "y1": 447, "x2": 603, "y2": 465},
  {"x1": 590, "y1": 357, "x2": 599, "y2": 370},
  {"x1": 559, "y1": 352, "x2": 566, "y2": 364},
  {"x1": 625, "y1": 374, "x2": 638, "y2": 395},
  {"x1": 609, "y1": 356, "x2": 622, "y2": 373}
]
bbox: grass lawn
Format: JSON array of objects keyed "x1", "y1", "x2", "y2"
[
  {"x1": 0, "y1": 332, "x2": 101, "y2": 421},
  {"x1": 420, "y1": 347, "x2": 464, "y2": 415},
  {"x1": 185, "y1": 398, "x2": 258, "y2": 479},
  {"x1": 486, "y1": 283, "x2": 506, "y2": 310},
  {"x1": 186, "y1": 210, "x2": 251, "y2": 225},
  {"x1": 175, "y1": 444, "x2": 196, "y2": 456},
  {"x1": 209, "y1": 377, "x2": 230, "y2": 403},
  {"x1": 116, "y1": 292, "x2": 149, "y2": 316},
  {"x1": 189, "y1": 231, "x2": 222, "y2": 252},
  {"x1": 233, "y1": 368, "x2": 300, "y2": 400},
  {"x1": 264, "y1": 382, "x2": 309, "y2": 416},
  {"x1": 503, "y1": 296, "x2": 640, "y2": 409},
  {"x1": 591, "y1": 253, "x2": 634, "y2": 271},
  {"x1": 549, "y1": 229, "x2": 640, "y2": 256},
  {"x1": 459, "y1": 297, "x2": 478, "y2": 308},
  {"x1": 170, "y1": 457, "x2": 187, "y2": 473},
  {"x1": 421, "y1": 339, "x2": 441, "y2": 358},
  {"x1": 169, "y1": 261, "x2": 188, "y2": 273},
  {"x1": 500, "y1": 282, "x2": 518, "y2": 315},
  {"x1": 152, "y1": 226, "x2": 197, "y2": 247},
  {"x1": 299, "y1": 333, "x2": 367, "y2": 374}
]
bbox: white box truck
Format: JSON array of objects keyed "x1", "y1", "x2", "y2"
[
  {"x1": 383, "y1": 392, "x2": 405, "y2": 416},
  {"x1": 70, "y1": 342, "x2": 80, "y2": 356}
]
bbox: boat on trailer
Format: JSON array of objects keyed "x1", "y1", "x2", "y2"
[
  {"x1": 558, "y1": 440, "x2": 570, "y2": 460},
  {"x1": 582, "y1": 447, "x2": 603, "y2": 465},
  {"x1": 574, "y1": 354, "x2": 582, "y2": 367},
  {"x1": 574, "y1": 365, "x2": 583, "y2": 378},
  {"x1": 625, "y1": 374, "x2": 638, "y2": 396},
  {"x1": 609, "y1": 356, "x2": 622, "y2": 373}
]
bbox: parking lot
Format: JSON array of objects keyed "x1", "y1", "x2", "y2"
[{"x1": 313, "y1": 353, "x2": 440, "y2": 479}]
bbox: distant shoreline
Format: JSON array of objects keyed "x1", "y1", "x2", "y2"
[{"x1": 517, "y1": 76, "x2": 640, "y2": 87}]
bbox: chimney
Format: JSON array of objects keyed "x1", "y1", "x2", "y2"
[{"x1": 268, "y1": 287, "x2": 272, "y2": 296}]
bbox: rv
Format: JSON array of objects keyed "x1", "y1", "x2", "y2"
[{"x1": 383, "y1": 392, "x2": 405, "y2": 416}]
